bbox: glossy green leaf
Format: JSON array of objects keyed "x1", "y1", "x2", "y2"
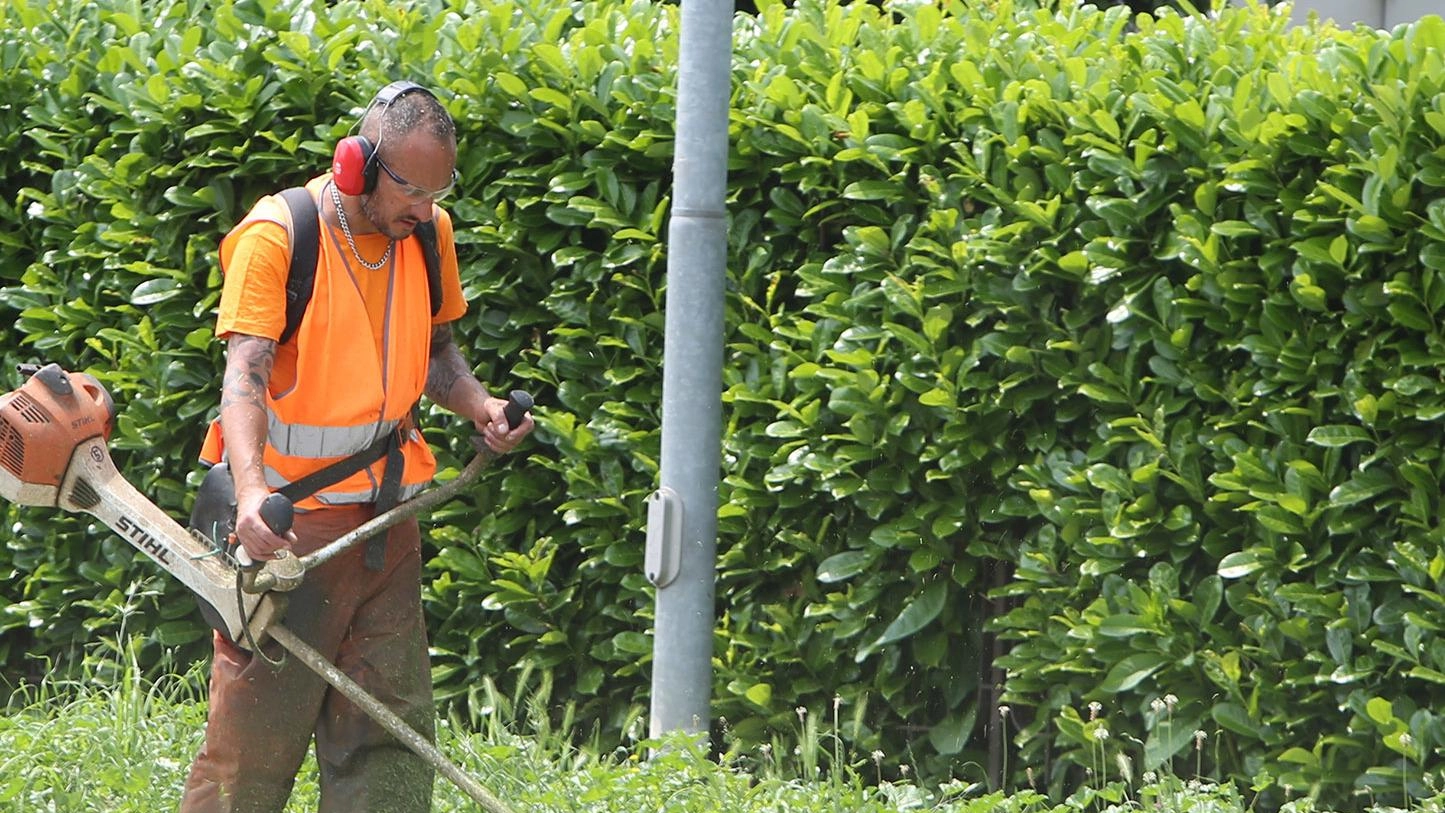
[
  {"x1": 1306, "y1": 425, "x2": 1374, "y2": 448},
  {"x1": 1100, "y1": 653, "x2": 1168, "y2": 693},
  {"x1": 815, "y1": 550, "x2": 876, "y2": 583},
  {"x1": 859, "y1": 580, "x2": 947, "y2": 660}
]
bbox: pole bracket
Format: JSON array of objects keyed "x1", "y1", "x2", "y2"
[{"x1": 645, "y1": 486, "x2": 683, "y2": 588}]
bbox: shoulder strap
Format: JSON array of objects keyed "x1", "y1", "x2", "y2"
[
  {"x1": 277, "y1": 187, "x2": 319, "y2": 346},
  {"x1": 275, "y1": 188, "x2": 443, "y2": 345},
  {"x1": 413, "y1": 219, "x2": 444, "y2": 318}
]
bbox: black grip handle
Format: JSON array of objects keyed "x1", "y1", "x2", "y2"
[
  {"x1": 503, "y1": 389, "x2": 534, "y2": 430},
  {"x1": 260, "y1": 493, "x2": 294, "y2": 535}
]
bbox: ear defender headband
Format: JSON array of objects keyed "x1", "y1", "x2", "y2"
[{"x1": 331, "y1": 81, "x2": 435, "y2": 196}]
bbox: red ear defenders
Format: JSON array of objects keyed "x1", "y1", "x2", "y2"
[{"x1": 331, "y1": 81, "x2": 435, "y2": 196}]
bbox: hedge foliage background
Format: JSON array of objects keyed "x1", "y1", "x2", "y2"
[{"x1": 3, "y1": 0, "x2": 1445, "y2": 808}]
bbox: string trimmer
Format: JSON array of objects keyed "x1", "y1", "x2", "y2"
[{"x1": 0, "y1": 362, "x2": 528, "y2": 812}]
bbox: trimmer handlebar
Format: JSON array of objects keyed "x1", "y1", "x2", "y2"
[
  {"x1": 247, "y1": 389, "x2": 534, "y2": 593},
  {"x1": 502, "y1": 390, "x2": 533, "y2": 432},
  {"x1": 259, "y1": 492, "x2": 294, "y2": 535}
]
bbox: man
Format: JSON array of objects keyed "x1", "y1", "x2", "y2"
[{"x1": 180, "y1": 82, "x2": 532, "y2": 811}]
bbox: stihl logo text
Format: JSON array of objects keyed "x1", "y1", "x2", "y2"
[{"x1": 117, "y1": 516, "x2": 173, "y2": 566}]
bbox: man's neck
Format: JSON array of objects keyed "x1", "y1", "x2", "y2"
[{"x1": 325, "y1": 184, "x2": 379, "y2": 235}]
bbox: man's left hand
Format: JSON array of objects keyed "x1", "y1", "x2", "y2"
[{"x1": 477, "y1": 396, "x2": 532, "y2": 454}]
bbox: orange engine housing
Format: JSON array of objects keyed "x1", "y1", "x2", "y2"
[{"x1": 0, "y1": 364, "x2": 116, "y2": 491}]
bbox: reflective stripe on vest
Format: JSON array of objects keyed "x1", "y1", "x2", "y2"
[
  {"x1": 267, "y1": 413, "x2": 399, "y2": 459},
  {"x1": 314, "y1": 482, "x2": 428, "y2": 506}
]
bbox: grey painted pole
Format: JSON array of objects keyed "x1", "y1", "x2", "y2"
[{"x1": 647, "y1": 0, "x2": 733, "y2": 739}]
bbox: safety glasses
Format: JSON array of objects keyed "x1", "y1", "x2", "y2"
[{"x1": 375, "y1": 154, "x2": 459, "y2": 202}]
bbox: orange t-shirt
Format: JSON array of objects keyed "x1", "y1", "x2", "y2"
[{"x1": 215, "y1": 197, "x2": 467, "y2": 392}]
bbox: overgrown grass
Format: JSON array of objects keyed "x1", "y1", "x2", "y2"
[{"x1": 0, "y1": 648, "x2": 1441, "y2": 812}]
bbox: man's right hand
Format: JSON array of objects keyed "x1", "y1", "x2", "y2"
[{"x1": 233, "y1": 488, "x2": 296, "y2": 562}]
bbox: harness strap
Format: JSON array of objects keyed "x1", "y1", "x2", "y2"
[
  {"x1": 273, "y1": 408, "x2": 419, "y2": 571},
  {"x1": 275, "y1": 430, "x2": 395, "y2": 508},
  {"x1": 368, "y1": 438, "x2": 406, "y2": 570}
]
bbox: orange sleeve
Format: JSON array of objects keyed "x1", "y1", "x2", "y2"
[
  {"x1": 431, "y1": 207, "x2": 468, "y2": 325},
  {"x1": 216, "y1": 217, "x2": 290, "y2": 342}
]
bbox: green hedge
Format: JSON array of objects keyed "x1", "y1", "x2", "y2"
[
  {"x1": 3, "y1": 0, "x2": 1445, "y2": 808},
  {"x1": 970, "y1": 8, "x2": 1445, "y2": 809}
]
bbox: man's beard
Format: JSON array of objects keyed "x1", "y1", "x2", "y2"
[{"x1": 361, "y1": 195, "x2": 413, "y2": 241}]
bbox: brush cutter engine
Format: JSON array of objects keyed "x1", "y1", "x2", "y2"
[
  {"x1": 0, "y1": 363, "x2": 114, "y2": 506},
  {"x1": 0, "y1": 363, "x2": 288, "y2": 644},
  {"x1": 0, "y1": 362, "x2": 525, "y2": 810}
]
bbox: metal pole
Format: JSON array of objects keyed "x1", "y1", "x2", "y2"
[{"x1": 649, "y1": 0, "x2": 733, "y2": 738}]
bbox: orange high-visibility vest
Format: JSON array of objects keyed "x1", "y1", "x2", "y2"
[{"x1": 199, "y1": 178, "x2": 437, "y2": 509}]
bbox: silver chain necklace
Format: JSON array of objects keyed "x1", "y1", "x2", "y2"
[{"x1": 328, "y1": 182, "x2": 394, "y2": 271}]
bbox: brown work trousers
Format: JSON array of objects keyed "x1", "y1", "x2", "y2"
[{"x1": 179, "y1": 506, "x2": 435, "y2": 812}]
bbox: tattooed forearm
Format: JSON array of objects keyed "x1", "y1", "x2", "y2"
[
  {"x1": 221, "y1": 334, "x2": 276, "y2": 410},
  {"x1": 426, "y1": 323, "x2": 465, "y2": 402},
  {"x1": 426, "y1": 323, "x2": 490, "y2": 416},
  {"x1": 218, "y1": 334, "x2": 277, "y2": 495}
]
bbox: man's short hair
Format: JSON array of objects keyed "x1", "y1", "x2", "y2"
[{"x1": 361, "y1": 87, "x2": 455, "y2": 146}]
